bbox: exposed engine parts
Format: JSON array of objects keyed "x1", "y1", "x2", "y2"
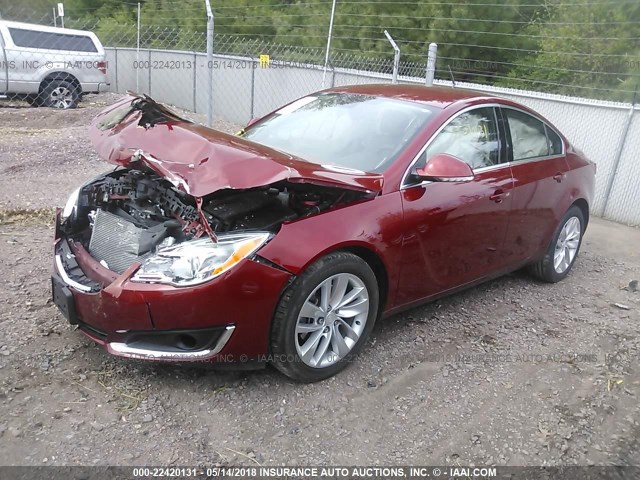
[{"x1": 63, "y1": 168, "x2": 368, "y2": 272}]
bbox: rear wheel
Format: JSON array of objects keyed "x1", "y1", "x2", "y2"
[
  {"x1": 42, "y1": 80, "x2": 80, "y2": 109},
  {"x1": 270, "y1": 252, "x2": 379, "y2": 382},
  {"x1": 529, "y1": 205, "x2": 585, "y2": 283}
]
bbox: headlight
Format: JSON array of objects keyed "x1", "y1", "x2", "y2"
[
  {"x1": 131, "y1": 232, "x2": 271, "y2": 287},
  {"x1": 61, "y1": 187, "x2": 81, "y2": 224}
]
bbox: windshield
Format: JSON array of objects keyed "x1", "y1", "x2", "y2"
[{"x1": 242, "y1": 93, "x2": 438, "y2": 173}]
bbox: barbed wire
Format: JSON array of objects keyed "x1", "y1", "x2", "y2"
[
  {"x1": 440, "y1": 68, "x2": 638, "y2": 94},
  {"x1": 115, "y1": 0, "x2": 640, "y2": 8}
]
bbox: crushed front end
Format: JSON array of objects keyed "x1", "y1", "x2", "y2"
[
  {"x1": 52, "y1": 166, "x2": 374, "y2": 363},
  {"x1": 52, "y1": 94, "x2": 378, "y2": 365},
  {"x1": 51, "y1": 168, "x2": 305, "y2": 363}
]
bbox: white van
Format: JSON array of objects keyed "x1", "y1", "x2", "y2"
[{"x1": 0, "y1": 20, "x2": 109, "y2": 108}]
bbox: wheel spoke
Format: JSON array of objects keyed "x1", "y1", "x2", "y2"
[
  {"x1": 329, "y1": 275, "x2": 349, "y2": 309},
  {"x1": 330, "y1": 325, "x2": 350, "y2": 358},
  {"x1": 336, "y1": 319, "x2": 360, "y2": 342},
  {"x1": 564, "y1": 247, "x2": 571, "y2": 268},
  {"x1": 313, "y1": 334, "x2": 332, "y2": 365},
  {"x1": 336, "y1": 297, "x2": 369, "y2": 318},
  {"x1": 565, "y1": 227, "x2": 579, "y2": 240},
  {"x1": 566, "y1": 238, "x2": 579, "y2": 249},
  {"x1": 334, "y1": 286, "x2": 364, "y2": 310},
  {"x1": 296, "y1": 321, "x2": 322, "y2": 334},
  {"x1": 300, "y1": 300, "x2": 323, "y2": 319},
  {"x1": 300, "y1": 329, "x2": 324, "y2": 364},
  {"x1": 559, "y1": 227, "x2": 567, "y2": 242},
  {"x1": 320, "y1": 281, "x2": 331, "y2": 311},
  {"x1": 554, "y1": 247, "x2": 564, "y2": 271}
]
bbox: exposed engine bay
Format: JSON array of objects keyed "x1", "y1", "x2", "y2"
[{"x1": 61, "y1": 168, "x2": 369, "y2": 274}]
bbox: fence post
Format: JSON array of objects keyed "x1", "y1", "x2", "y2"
[
  {"x1": 114, "y1": 47, "x2": 118, "y2": 92},
  {"x1": 321, "y1": 0, "x2": 337, "y2": 88},
  {"x1": 136, "y1": 2, "x2": 140, "y2": 92},
  {"x1": 425, "y1": 42, "x2": 437, "y2": 86},
  {"x1": 250, "y1": 60, "x2": 255, "y2": 120},
  {"x1": 384, "y1": 30, "x2": 400, "y2": 84},
  {"x1": 205, "y1": 0, "x2": 214, "y2": 127},
  {"x1": 602, "y1": 95, "x2": 637, "y2": 218},
  {"x1": 192, "y1": 51, "x2": 197, "y2": 113}
]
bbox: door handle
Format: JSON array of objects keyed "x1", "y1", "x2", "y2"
[
  {"x1": 489, "y1": 189, "x2": 507, "y2": 203},
  {"x1": 553, "y1": 172, "x2": 565, "y2": 183}
]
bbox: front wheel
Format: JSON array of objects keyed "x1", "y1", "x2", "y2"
[
  {"x1": 270, "y1": 252, "x2": 379, "y2": 382},
  {"x1": 529, "y1": 206, "x2": 585, "y2": 283}
]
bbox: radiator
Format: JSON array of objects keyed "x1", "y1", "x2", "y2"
[{"x1": 88, "y1": 209, "x2": 150, "y2": 274}]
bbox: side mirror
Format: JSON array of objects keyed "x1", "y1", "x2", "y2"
[{"x1": 415, "y1": 153, "x2": 474, "y2": 182}]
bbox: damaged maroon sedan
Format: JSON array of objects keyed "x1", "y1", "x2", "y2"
[{"x1": 52, "y1": 84, "x2": 595, "y2": 382}]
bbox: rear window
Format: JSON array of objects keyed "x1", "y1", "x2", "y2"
[
  {"x1": 8, "y1": 27, "x2": 98, "y2": 53},
  {"x1": 545, "y1": 125, "x2": 564, "y2": 155},
  {"x1": 503, "y1": 108, "x2": 550, "y2": 161}
]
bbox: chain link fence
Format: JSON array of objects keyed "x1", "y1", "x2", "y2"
[
  {"x1": 0, "y1": 4, "x2": 435, "y2": 113},
  {"x1": 0, "y1": 5, "x2": 639, "y2": 225}
]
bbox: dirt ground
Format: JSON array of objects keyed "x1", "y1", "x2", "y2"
[{"x1": 0, "y1": 94, "x2": 639, "y2": 467}]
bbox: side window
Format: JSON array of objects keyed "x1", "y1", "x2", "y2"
[
  {"x1": 425, "y1": 107, "x2": 500, "y2": 170},
  {"x1": 545, "y1": 125, "x2": 563, "y2": 155},
  {"x1": 503, "y1": 109, "x2": 550, "y2": 161},
  {"x1": 8, "y1": 28, "x2": 98, "y2": 53}
]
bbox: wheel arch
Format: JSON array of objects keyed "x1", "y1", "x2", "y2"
[
  {"x1": 336, "y1": 245, "x2": 389, "y2": 317},
  {"x1": 39, "y1": 72, "x2": 82, "y2": 94},
  {"x1": 571, "y1": 197, "x2": 590, "y2": 230},
  {"x1": 274, "y1": 241, "x2": 391, "y2": 319}
]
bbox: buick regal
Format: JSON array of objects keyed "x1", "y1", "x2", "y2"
[{"x1": 52, "y1": 84, "x2": 596, "y2": 382}]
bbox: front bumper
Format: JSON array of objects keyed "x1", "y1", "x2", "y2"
[
  {"x1": 53, "y1": 226, "x2": 292, "y2": 363},
  {"x1": 106, "y1": 325, "x2": 235, "y2": 360}
]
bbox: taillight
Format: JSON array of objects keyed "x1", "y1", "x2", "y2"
[{"x1": 97, "y1": 61, "x2": 107, "y2": 74}]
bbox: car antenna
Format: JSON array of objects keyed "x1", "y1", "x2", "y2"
[{"x1": 448, "y1": 65, "x2": 456, "y2": 88}]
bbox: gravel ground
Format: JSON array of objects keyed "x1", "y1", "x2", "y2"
[{"x1": 0, "y1": 94, "x2": 639, "y2": 467}]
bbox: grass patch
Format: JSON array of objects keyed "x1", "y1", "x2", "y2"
[
  {"x1": 95, "y1": 363, "x2": 149, "y2": 412},
  {"x1": 0, "y1": 127, "x2": 57, "y2": 137},
  {"x1": 0, "y1": 208, "x2": 56, "y2": 226}
]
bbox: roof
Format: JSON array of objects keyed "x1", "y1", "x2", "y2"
[
  {"x1": 0, "y1": 20, "x2": 96, "y2": 37},
  {"x1": 327, "y1": 83, "x2": 493, "y2": 109}
]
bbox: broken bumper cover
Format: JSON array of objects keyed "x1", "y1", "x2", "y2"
[{"x1": 53, "y1": 233, "x2": 292, "y2": 364}]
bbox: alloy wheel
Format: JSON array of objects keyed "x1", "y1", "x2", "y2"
[
  {"x1": 295, "y1": 273, "x2": 370, "y2": 368},
  {"x1": 554, "y1": 216, "x2": 581, "y2": 273},
  {"x1": 50, "y1": 86, "x2": 74, "y2": 109}
]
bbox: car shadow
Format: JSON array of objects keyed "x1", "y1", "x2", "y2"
[{"x1": 72, "y1": 269, "x2": 535, "y2": 390}]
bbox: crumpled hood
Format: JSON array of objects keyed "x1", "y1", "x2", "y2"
[{"x1": 89, "y1": 95, "x2": 384, "y2": 198}]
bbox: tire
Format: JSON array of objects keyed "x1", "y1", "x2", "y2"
[
  {"x1": 42, "y1": 80, "x2": 80, "y2": 109},
  {"x1": 270, "y1": 252, "x2": 379, "y2": 382},
  {"x1": 529, "y1": 205, "x2": 585, "y2": 283}
]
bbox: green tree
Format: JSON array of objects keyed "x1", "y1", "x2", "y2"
[{"x1": 501, "y1": 0, "x2": 640, "y2": 100}]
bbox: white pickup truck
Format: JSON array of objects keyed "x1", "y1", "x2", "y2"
[{"x1": 0, "y1": 20, "x2": 110, "y2": 108}]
